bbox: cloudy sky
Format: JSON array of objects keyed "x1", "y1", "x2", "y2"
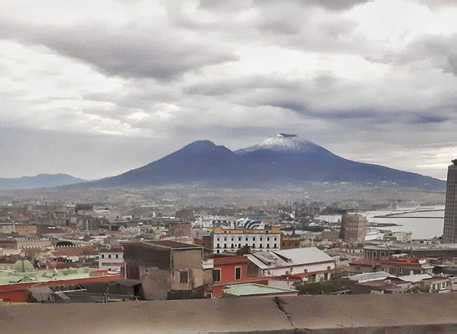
[{"x1": 1, "y1": 0, "x2": 457, "y2": 180}]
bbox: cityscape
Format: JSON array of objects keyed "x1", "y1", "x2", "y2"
[{"x1": 2, "y1": 1, "x2": 457, "y2": 333}]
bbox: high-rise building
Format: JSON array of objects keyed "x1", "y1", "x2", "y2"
[
  {"x1": 340, "y1": 213, "x2": 368, "y2": 243},
  {"x1": 443, "y1": 160, "x2": 457, "y2": 243}
]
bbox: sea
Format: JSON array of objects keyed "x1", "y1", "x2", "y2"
[{"x1": 318, "y1": 205, "x2": 445, "y2": 240}]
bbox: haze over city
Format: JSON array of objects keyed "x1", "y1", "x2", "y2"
[{"x1": 1, "y1": 0, "x2": 457, "y2": 179}]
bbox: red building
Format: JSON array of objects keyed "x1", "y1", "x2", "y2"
[
  {"x1": 0, "y1": 270, "x2": 120, "y2": 303},
  {"x1": 211, "y1": 256, "x2": 267, "y2": 298}
]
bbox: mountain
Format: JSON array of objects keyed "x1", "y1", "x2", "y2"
[
  {"x1": 88, "y1": 134, "x2": 445, "y2": 190},
  {"x1": 92, "y1": 140, "x2": 249, "y2": 187},
  {"x1": 0, "y1": 174, "x2": 85, "y2": 190}
]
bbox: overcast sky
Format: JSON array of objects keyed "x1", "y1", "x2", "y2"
[{"x1": 1, "y1": 0, "x2": 456, "y2": 180}]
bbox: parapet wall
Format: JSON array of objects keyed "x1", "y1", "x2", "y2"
[{"x1": 2, "y1": 294, "x2": 457, "y2": 333}]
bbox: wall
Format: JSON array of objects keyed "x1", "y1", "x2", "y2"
[
  {"x1": 261, "y1": 261, "x2": 335, "y2": 279},
  {"x1": 6, "y1": 294, "x2": 457, "y2": 333}
]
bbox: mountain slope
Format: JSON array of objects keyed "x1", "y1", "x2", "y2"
[
  {"x1": 84, "y1": 134, "x2": 445, "y2": 190},
  {"x1": 0, "y1": 174, "x2": 85, "y2": 190},
  {"x1": 236, "y1": 134, "x2": 443, "y2": 189},
  {"x1": 92, "y1": 140, "x2": 249, "y2": 187}
]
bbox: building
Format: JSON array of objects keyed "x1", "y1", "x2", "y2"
[
  {"x1": 281, "y1": 235, "x2": 301, "y2": 249},
  {"x1": 212, "y1": 227, "x2": 281, "y2": 254},
  {"x1": 124, "y1": 240, "x2": 211, "y2": 300},
  {"x1": 247, "y1": 247, "x2": 335, "y2": 282},
  {"x1": 168, "y1": 222, "x2": 192, "y2": 239},
  {"x1": 0, "y1": 264, "x2": 120, "y2": 303},
  {"x1": 98, "y1": 248, "x2": 124, "y2": 273},
  {"x1": 339, "y1": 213, "x2": 368, "y2": 243},
  {"x1": 364, "y1": 243, "x2": 457, "y2": 260},
  {"x1": 223, "y1": 283, "x2": 297, "y2": 298},
  {"x1": 443, "y1": 159, "x2": 457, "y2": 243},
  {"x1": 350, "y1": 257, "x2": 434, "y2": 276},
  {"x1": 211, "y1": 255, "x2": 267, "y2": 298}
]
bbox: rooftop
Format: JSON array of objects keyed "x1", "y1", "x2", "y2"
[
  {"x1": 128, "y1": 240, "x2": 201, "y2": 250},
  {"x1": 247, "y1": 247, "x2": 334, "y2": 270},
  {"x1": 0, "y1": 267, "x2": 113, "y2": 286},
  {"x1": 224, "y1": 283, "x2": 297, "y2": 297}
]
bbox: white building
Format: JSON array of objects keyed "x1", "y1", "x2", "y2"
[
  {"x1": 194, "y1": 216, "x2": 235, "y2": 229},
  {"x1": 247, "y1": 247, "x2": 335, "y2": 282},
  {"x1": 212, "y1": 227, "x2": 281, "y2": 254},
  {"x1": 98, "y1": 248, "x2": 124, "y2": 273}
]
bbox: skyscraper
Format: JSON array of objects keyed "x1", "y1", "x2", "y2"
[
  {"x1": 443, "y1": 160, "x2": 457, "y2": 243},
  {"x1": 339, "y1": 213, "x2": 368, "y2": 243}
]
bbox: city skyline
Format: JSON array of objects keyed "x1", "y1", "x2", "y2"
[{"x1": 1, "y1": 0, "x2": 457, "y2": 179}]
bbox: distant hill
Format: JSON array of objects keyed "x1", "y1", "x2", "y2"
[
  {"x1": 0, "y1": 174, "x2": 85, "y2": 190},
  {"x1": 89, "y1": 134, "x2": 445, "y2": 190}
]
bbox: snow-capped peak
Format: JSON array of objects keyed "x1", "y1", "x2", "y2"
[{"x1": 237, "y1": 134, "x2": 319, "y2": 154}]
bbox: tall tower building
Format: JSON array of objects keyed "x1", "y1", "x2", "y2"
[
  {"x1": 443, "y1": 160, "x2": 457, "y2": 243},
  {"x1": 340, "y1": 213, "x2": 368, "y2": 243}
]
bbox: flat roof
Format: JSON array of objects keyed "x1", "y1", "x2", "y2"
[
  {"x1": 140, "y1": 240, "x2": 201, "y2": 249},
  {"x1": 0, "y1": 268, "x2": 111, "y2": 286},
  {"x1": 224, "y1": 283, "x2": 297, "y2": 297}
]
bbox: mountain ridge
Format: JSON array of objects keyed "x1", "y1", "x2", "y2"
[
  {"x1": 0, "y1": 173, "x2": 85, "y2": 190},
  {"x1": 87, "y1": 134, "x2": 445, "y2": 190}
]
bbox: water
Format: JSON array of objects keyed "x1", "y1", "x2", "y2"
[
  {"x1": 319, "y1": 206, "x2": 445, "y2": 240},
  {"x1": 365, "y1": 208, "x2": 444, "y2": 240}
]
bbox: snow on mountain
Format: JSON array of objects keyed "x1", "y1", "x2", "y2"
[{"x1": 236, "y1": 134, "x2": 321, "y2": 154}]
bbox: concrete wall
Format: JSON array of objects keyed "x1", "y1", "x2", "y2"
[{"x1": 5, "y1": 294, "x2": 457, "y2": 333}]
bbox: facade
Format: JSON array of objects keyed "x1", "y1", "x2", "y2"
[
  {"x1": 98, "y1": 248, "x2": 124, "y2": 273},
  {"x1": 168, "y1": 222, "x2": 192, "y2": 239},
  {"x1": 443, "y1": 160, "x2": 457, "y2": 243},
  {"x1": 16, "y1": 238, "x2": 52, "y2": 250},
  {"x1": 340, "y1": 213, "x2": 368, "y2": 243},
  {"x1": 211, "y1": 255, "x2": 267, "y2": 298},
  {"x1": 212, "y1": 227, "x2": 281, "y2": 254},
  {"x1": 124, "y1": 240, "x2": 211, "y2": 300},
  {"x1": 247, "y1": 247, "x2": 335, "y2": 282},
  {"x1": 350, "y1": 257, "x2": 434, "y2": 276}
]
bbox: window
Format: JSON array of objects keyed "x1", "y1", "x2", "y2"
[
  {"x1": 260, "y1": 237, "x2": 263, "y2": 241},
  {"x1": 115, "y1": 254, "x2": 119, "y2": 259},
  {"x1": 259, "y1": 244, "x2": 263, "y2": 248},
  {"x1": 108, "y1": 254, "x2": 112, "y2": 259},
  {"x1": 212, "y1": 269, "x2": 221, "y2": 282},
  {"x1": 253, "y1": 237, "x2": 256, "y2": 241},
  {"x1": 217, "y1": 237, "x2": 220, "y2": 241},
  {"x1": 266, "y1": 244, "x2": 270, "y2": 248},
  {"x1": 252, "y1": 243, "x2": 255, "y2": 248},
  {"x1": 274, "y1": 244, "x2": 277, "y2": 248},
  {"x1": 235, "y1": 267, "x2": 241, "y2": 280},
  {"x1": 224, "y1": 237, "x2": 227, "y2": 241},
  {"x1": 238, "y1": 237, "x2": 242, "y2": 241},
  {"x1": 101, "y1": 254, "x2": 105, "y2": 259},
  {"x1": 267, "y1": 237, "x2": 270, "y2": 241},
  {"x1": 180, "y1": 271, "x2": 189, "y2": 284},
  {"x1": 224, "y1": 244, "x2": 227, "y2": 248},
  {"x1": 216, "y1": 243, "x2": 220, "y2": 248}
]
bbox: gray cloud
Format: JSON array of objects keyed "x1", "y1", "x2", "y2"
[
  {"x1": 0, "y1": 0, "x2": 457, "y2": 180},
  {"x1": 0, "y1": 19, "x2": 237, "y2": 80}
]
